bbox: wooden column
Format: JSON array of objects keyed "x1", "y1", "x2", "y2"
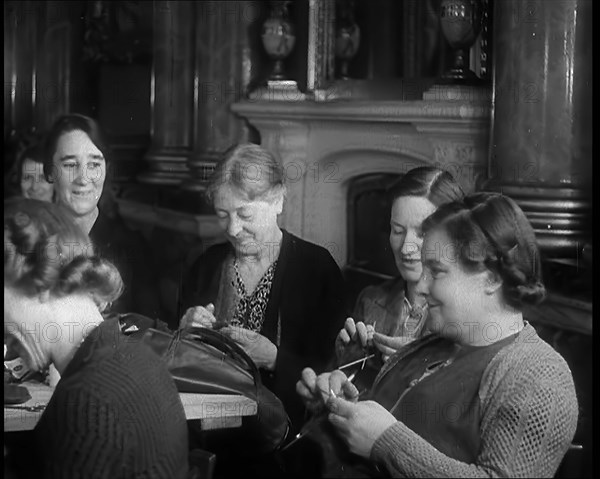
[
  {"x1": 5, "y1": 1, "x2": 90, "y2": 144},
  {"x1": 182, "y1": 1, "x2": 262, "y2": 192},
  {"x1": 5, "y1": 1, "x2": 43, "y2": 136},
  {"x1": 138, "y1": 1, "x2": 195, "y2": 185},
  {"x1": 485, "y1": 0, "x2": 592, "y2": 257}
]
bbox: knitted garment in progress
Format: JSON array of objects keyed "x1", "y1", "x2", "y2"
[{"x1": 371, "y1": 323, "x2": 578, "y2": 478}]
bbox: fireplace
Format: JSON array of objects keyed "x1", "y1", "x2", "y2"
[
  {"x1": 232, "y1": 99, "x2": 491, "y2": 273},
  {"x1": 344, "y1": 173, "x2": 400, "y2": 302}
]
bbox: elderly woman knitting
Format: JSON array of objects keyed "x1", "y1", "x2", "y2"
[
  {"x1": 179, "y1": 143, "x2": 347, "y2": 434},
  {"x1": 297, "y1": 192, "x2": 578, "y2": 478}
]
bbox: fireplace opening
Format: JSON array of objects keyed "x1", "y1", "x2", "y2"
[{"x1": 344, "y1": 172, "x2": 402, "y2": 308}]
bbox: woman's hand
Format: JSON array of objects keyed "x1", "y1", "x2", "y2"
[
  {"x1": 296, "y1": 368, "x2": 324, "y2": 412},
  {"x1": 327, "y1": 398, "x2": 396, "y2": 458},
  {"x1": 372, "y1": 332, "x2": 414, "y2": 362},
  {"x1": 220, "y1": 326, "x2": 278, "y2": 371},
  {"x1": 179, "y1": 303, "x2": 216, "y2": 330},
  {"x1": 335, "y1": 317, "x2": 375, "y2": 361},
  {"x1": 296, "y1": 368, "x2": 360, "y2": 412}
]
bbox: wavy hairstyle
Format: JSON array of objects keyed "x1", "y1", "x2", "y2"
[
  {"x1": 206, "y1": 143, "x2": 286, "y2": 204},
  {"x1": 4, "y1": 130, "x2": 47, "y2": 198},
  {"x1": 43, "y1": 113, "x2": 112, "y2": 182},
  {"x1": 42, "y1": 113, "x2": 120, "y2": 217},
  {"x1": 4, "y1": 197, "x2": 123, "y2": 307},
  {"x1": 422, "y1": 192, "x2": 546, "y2": 310},
  {"x1": 387, "y1": 166, "x2": 465, "y2": 206}
]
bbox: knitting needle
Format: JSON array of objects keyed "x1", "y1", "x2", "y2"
[
  {"x1": 4, "y1": 404, "x2": 46, "y2": 412},
  {"x1": 283, "y1": 325, "x2": 379, "y2": 452},
  {"x1": 282, "y1": 371, "x2": 362, "y2": 451},
  {"x1": 337, "y1": 354, "x2": 375, "y2": 371}
]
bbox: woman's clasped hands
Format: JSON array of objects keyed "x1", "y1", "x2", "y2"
[{"x1": 296, "y1": 368, "x2": 397, "y2": 458}]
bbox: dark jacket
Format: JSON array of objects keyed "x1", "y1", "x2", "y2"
[
  {"x1": 33, "y1": 318, "x2": 189, "y2": 479},
  {"x1": 181, "y1": 229, "x2": 347, "y2": 431},
  {"x1": 90, "y1": 211, "x2": 161, "y2": 319}
]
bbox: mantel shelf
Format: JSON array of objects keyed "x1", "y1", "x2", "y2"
[
  {"x1": 232, "y1": 99, "x2": 491, "y2": 125},
  {"x1": 231, "y1": 94, "x2": 491, "y2": 270}
]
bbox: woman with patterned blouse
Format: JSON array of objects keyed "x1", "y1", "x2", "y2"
[{"x1": 178, "y1": 144, "x2": 347, "y2": 441}]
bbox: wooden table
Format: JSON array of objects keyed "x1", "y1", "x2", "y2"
[{"x1": 4, "y1": 381, "x2": 257, "y2": 433}]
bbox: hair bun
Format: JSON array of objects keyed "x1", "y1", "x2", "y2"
[
  {"x1": 512, "y1": 281, "x2": 546, "y2": 306},
  {"x1": 58, "y1": 256, "x2": 123, "y2": 306}
]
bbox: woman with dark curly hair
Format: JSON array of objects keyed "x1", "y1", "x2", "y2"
[
  {"x1": 297, "y1": 192, "x2": 578, "y2": 478},
  {"x1": 4, "y1": 131, "x2": 53, "y2": 202},
  {"x1": 16, "y1": 144, "x2": 55, "y2": 202},
  {"x1": 43, "y1": 113, "x2": 160, "y2": 319},
  {"x1": 4, "y1": 198, "x2": 188, "y2": 479}
]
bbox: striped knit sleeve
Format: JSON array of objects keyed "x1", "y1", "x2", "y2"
[
  {"x1": 36, "y1": 386, "x2": 125, "y2": 479},
  {"x1": 370, "y1": 340, "x2": 579, "y2": 478}
]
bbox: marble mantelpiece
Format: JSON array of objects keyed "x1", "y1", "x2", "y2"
[{"x1": 231, "y1": 98, "x2": 491, "y2": 267}]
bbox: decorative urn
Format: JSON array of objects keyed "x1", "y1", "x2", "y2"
[
  {"x1": 439, "y1": 0, "x2": 483, "y2": 82},
  {"x1": 261, "y1": 1, "x2": 296, "y2": 81}
]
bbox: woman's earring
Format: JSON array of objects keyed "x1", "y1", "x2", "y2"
[{"x1": 485, "y1": 276, "x2": 500, "y2": 294}]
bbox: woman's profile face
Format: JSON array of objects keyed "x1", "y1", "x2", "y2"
[
  {"x1": 21, "y1": 158, "x2": 54, "y2": 202},
  {"x1": 417, "y1": 227, "x2": 489, "y2": 343},
  {"x1": 4, "y1": 287, "x2": 52, "y2": 373},
  {"x1": 389, "y1": 196, "x2": 437, "y2": 284},
  {"x1": 213, "y1": 184, "x2": 283, "y2": 258},
  {"x1": 52, "y1": 130, "x2": 106, "y2": 217}
]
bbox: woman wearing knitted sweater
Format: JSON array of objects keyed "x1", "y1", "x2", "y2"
[
  {"x1": 4, "y1": 198, "x2": 189, "y2": 479},
  {"x1": 297, "y1": 193, "x2": 578, "y2": 477}
]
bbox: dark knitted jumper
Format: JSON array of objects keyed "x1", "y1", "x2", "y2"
[{"x1": 33, "y1": 318, "x2": 189, "y2": 479}]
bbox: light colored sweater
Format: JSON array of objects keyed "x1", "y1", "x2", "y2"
[{"x1": 370, "y1": 323, "x2": 578, "y2": 478}]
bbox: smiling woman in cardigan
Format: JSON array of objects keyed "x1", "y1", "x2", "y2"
[{"x1": 297, "y1": 193, "x2": 578, "y2": 478}]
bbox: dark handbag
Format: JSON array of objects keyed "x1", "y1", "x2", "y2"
[
  {"x1": 119, "y1": 314, "x2": 291, "y2": 455},
  {"x1": 4, "y1": 384, "x2": 31, "y2": 405}
]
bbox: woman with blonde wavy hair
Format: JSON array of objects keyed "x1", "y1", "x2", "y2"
[{"x1": 4, "y1": 197, "x2": 188, "y2": 478}]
